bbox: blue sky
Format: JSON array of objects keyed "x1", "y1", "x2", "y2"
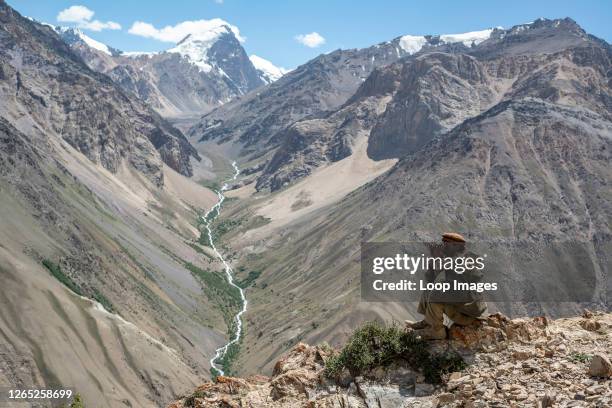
[{"x1": 8, "y1": 0, "x2": 612, "y2": 69}]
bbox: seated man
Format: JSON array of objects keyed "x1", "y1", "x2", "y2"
[{"x1": 407, "y1": 232, "x2": 488, "y2": 340}]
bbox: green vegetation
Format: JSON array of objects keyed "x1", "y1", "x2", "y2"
[
  {"x1": 70, "y1": 394, "x2": 86, "y2": 408},
  {"x1": 184, "y1": 389, "x2": 208, "y2": 407},
  {"x1": 198, "y1": 229, "x2": 213, "y2": 247},
  {"x1": 236, "y1": 269, "x2": 261, "y2": 288},
  {"x1": 43, "y1": 260, "x2": 83, "y2": 296},
  {"x1": 220, "y1": 341, "x2": 240, "y2": 375},
  {"x1": 324, "y1": 321, "x2": 466, "y2": 384},
  {"x1": 213, "y1": 218, "x2": 244, "y2": 238},
  {"x1": 43, "y1": 260, "x2": 114, "y2": 312},
  {"x1": 197, "y1": 179, "x2": 222, "y2": 192},
  {"x1": 569, "y1": 352, "x2": 591, "y2": 363},
  {"x1": 209, "y1": 340, "x2": 241, "y2": 380},
  {"x1": 198, "y1": 213, "x2": 244, "y2": 247},
  {"x1": 187, "y1": 260, "x2": 245, "y2": 378},
  {"x1": 60, "y1": 394, "x2": 85, "y2": 408},
  {"x1": 185, "y1": 262, "x2": 241, "y2": 330},
  {"x1": 92, "y1": 288, "x2": 114, "y2": 313}
]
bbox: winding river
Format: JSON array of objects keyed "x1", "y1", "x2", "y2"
[{"x1": 202, "y1": 161, "x2": 247, "y2": 376}]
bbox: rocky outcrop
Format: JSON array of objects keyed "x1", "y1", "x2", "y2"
[
  {"x1": 169, "y1": 312, "x2": 612, "y2": 407},
  {"x1": 366, "y1": 52, "x2": 497, "y2": 160},
  {"x1": 0, "y1": 3, "x2": 199, "y2": 182}
]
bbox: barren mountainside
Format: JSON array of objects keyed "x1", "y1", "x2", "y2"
[{"x1": 0, "y1": 4, "x2": 199, "y2": 181}]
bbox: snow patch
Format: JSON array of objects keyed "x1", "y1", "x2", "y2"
[
  {"x1": 439, "y1": 28, "x2": 495, "y2": 47},
  {"x1": 250, "y1": 55, "x2": 286, "y2": 83},
  {"x1": 122, "y1": 51, "x2": 158, "y2": 58},
  {"x1": 399, "y1": 27, "x2": 498, "y2": 55},
  {"x1": 399, "y1": 35, "x2": 427, "y2": 55}
]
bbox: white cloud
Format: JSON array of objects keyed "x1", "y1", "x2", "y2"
[
  {"x1": 128, "y1": 18, "x2": 244, "y2": 43},
  {"x1": 295, "y1": 32, "x2": 325, "y2": 48},
  {"x1": 57, "y1": 5, "x2": 93, "y2": 22},
  {"x1": 57, "y1": 5, "x2": 121, "y2": 31},
  {"x1": 214, "y1": 0, "x2": 224, "y2": 3}
]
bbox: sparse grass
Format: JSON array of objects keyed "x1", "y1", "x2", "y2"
[
  {"x1": 324, "y1": 321, "x2": 466, "y2": 384},
  {"x1": 114, "y1": 240, "x2": 155, "y2": 280},
  {"x1": 197, "y1": 179, "x2": 222, "y2": 192},
  {"x1": 569, "y1": 352, "x2": 591, "y2": 364}
]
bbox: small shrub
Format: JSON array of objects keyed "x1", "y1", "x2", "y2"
[
  {"x1": 570, "y1": 352, "x2": 591, "y2": 363},
  {"x1": 324, "y1": 321, "x2": 466, "y2": 384},
  {"x1": 184, "y1": 389, "x2": 208, "y2": 407},
  {"x1": 70, "y1": 394, "x2": 85, "y2": 408}
]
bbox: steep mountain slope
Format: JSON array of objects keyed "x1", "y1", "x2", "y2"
[
  {"x1": 56, "y1": 24, "x2": 268, "y2": 118},
  {"x1": 0, "y1": 3, "x2": 237, "y2": 406},
  {"x1": 213, "y1": 19, "x2": 611, "y2": 375},
  {"x1": 1, "y1": 7, "x2": 198, "y2": 181},
  {"x1": 255, "y1": 18, "x2": 611, "y2": 191}
]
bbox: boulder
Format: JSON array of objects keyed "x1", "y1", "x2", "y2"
[{"x1": 588, "y1": 354, "x2": 612, "y2": 378}]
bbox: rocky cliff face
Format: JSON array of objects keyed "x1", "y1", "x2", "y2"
[
  {"x1": 169, "y1": 312, "x2": 612, "y2": 407},
  {"x1": 0, "y1": 4, "x2": 198, "y2": 181},
  {"x1": 254, "y1": 18, "x2": 611, "y2": 191},
  {"x1": 57, "y1": 24, "x2": 267, "y2": 118}
]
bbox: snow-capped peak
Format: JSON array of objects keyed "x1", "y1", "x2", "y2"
[
  {"x1": 167, "y1": 22, "x2": 238, "y2": 73},
  {"x1": 249, "y1": 55, "x2": 287, "y2": 83},
  {"x1": 398, "y1": 27, "x2": 498, "y2": 55},
  {"x1": 54, "y1": 26, "x2": 113, "y2": 55}
]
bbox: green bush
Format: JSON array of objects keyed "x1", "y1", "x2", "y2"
[
  {"x1": 236, "y1": 270, "x2": 261, "y2": 288},
  {"x1": 324, "y1": 321, "x2": 465, "y2": 383},
  {"x1": 42, "y1": 260, "x2": 82, "y2": 296},
  {"x1": 70, "y1": 394, "x2": 85, "y2": 408}
]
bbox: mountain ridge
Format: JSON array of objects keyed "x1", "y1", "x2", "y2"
[{"x1": 51, "y1": 21, "x2": 285, "y2": 119}]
